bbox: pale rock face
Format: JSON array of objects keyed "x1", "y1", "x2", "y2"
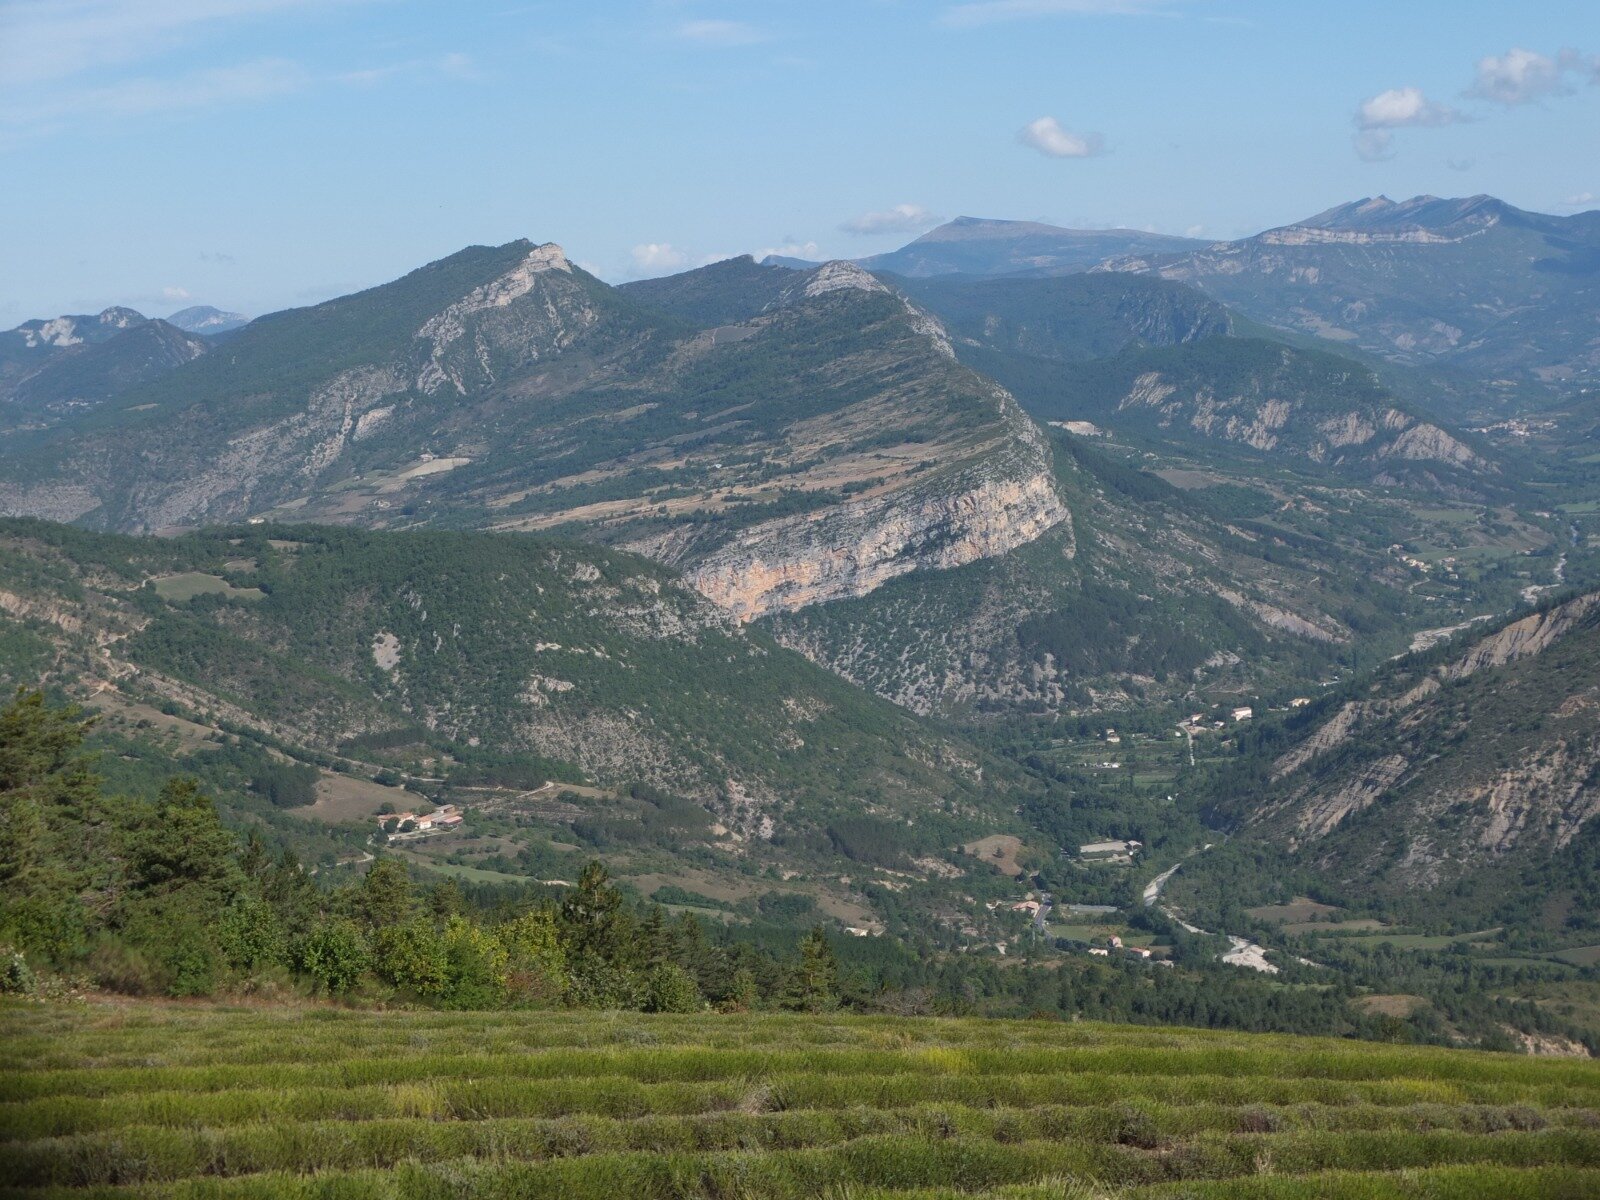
[
  {"x1": 1443, "y1": 592, "x2": 1600, "y2": 678},
  {"x1": 799, "y1": 261, "x2": 890, "y2": 299},
  {"x1": 1257, "y1": 226, "x2": 1472, "y2": 247},
  {"x1": 687, "y1": 453, "x2": 1068, "y2": 620},
  {"x1": 93, "y1": 364, "x2": 408, "y2": 531},
  {"x1": 415, "y1": 242, "x2": 576, "y2": 395},
  {"x1": 1318, "y1": 412, "x2": 1378, "y2": 448},
  {"x1": 1377, "y1": 422, "x2": 1488, "y2": 471},
  {"x1": 28, "y1": 317, "x2": 83, "y2": 348}
]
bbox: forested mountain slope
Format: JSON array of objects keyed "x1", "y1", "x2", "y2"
[
  {"x1": 1221, "y1": 588, "x2": 1600, "y2": 903},
  {"x1": 0, "y1": 520, "x2": 1002, "y2": 851},
  {"x1": 851, "y1": 216, "x2": 1207, "y2": 278},
  {"x1": 0, "y1": 308, "x2": 208, "y2": 431},
  {"x1": 985, "y1": 336, "x2": 1496, "y2": 488}
]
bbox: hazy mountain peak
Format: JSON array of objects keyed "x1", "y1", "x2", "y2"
[
  {"x1": 1282, "y1": 194, "x2": 1512, "y2": 242},
  {"x1": 167, "y1": 305, "x2": 250, "y2": 335},
  {"x1": 97, "y1": 306, "x2": 145, "y2": 328},
  {"x1": 7, "y1": 308, "x2": 148, "y2": 350}
]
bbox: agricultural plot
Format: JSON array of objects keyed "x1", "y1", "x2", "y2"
[{"x1": 3, "y1": 1004, "x2": 1600, "y2": 1198}]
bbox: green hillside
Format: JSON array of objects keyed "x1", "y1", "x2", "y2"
[
  {"x1": 3, "y1": 1003, "x2": 1598, "y2": 1198},
  {"x1": 899, "y1": 272, "x2": 1231, "y2": 363},
  {"x1": 974, "y1": 336, "x2": 1498, "y2": 489},
  {"x1": 0, "y1": 519, "x2": 1015, "y2": 909}
]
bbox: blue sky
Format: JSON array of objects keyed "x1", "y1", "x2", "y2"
[{"x1": 2, "y1": 1, "x2": 1597, "y2": 326}]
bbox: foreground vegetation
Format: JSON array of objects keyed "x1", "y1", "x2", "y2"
[{"x1": 3, "y1": 1003, "x2": 1598, "y2": 1198}]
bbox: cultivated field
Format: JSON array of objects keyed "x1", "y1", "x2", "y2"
[{"x1": 2, "y1": 1004, "x2": 1599, "y2": 1198}]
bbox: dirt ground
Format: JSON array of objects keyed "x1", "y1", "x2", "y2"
[
  {"x1": 291, "y1": 771, "x2": 419, "y2": 824},
  {"x1": 962, "y1": 834, "x2": 1026, "y2": 877}
]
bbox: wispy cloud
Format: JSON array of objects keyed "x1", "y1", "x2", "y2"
[
  {"x1": 1017, "y1": 116, "x2": 1105, "y2": 158},
  {"x1": 13, "y1": 58, "x2": 311, "y2": 126},
  {"x1": 840, "y1": 204, "x2": 942, "y2": 236},
  {"x1": 939, "y1": 0, "x2": 1174, "y2": 28},
  {"x1": 631, "y1": 243, "x2": 688, "y2": 273},
  {"x1": 1560, "y1": 192, "x2": 1597, "y2": 209},
  {"x1": 0, "y1": 0, "x2": 359, "y2": 86},
  {"x1": 1466, "y1": 47, "x2": 1596, "y2": 106},
  {"x1": 675, "y1": 19, "x2": 768, "y2": 47},
  {"x1": 754, "y1": 239, "x2": 821, "y2": 262}
]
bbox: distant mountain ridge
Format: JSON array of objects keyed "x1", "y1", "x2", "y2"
[
  {"x1": 764, "y1": 216, "x2": 1208, "y2": 278},
  {"x1": 0, "y1": 307, "x2": 208, "y2": 428},
  {"x1": 167, "y1": 305, "x2": 250, "y2": 335},
  {"x1": 1101, "y1": 194, "x2": 1600, "y2": 394}
]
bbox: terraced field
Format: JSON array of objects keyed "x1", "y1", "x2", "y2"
[{"x1": 3, "y1": 1004, "x2": 1599, "y2": 1198}]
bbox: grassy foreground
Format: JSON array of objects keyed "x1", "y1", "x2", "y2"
[{"x1": 2, "y1": 1004, "x2": 1598, "y2": 1199}]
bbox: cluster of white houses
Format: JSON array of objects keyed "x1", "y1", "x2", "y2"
[{"x1": 376, "y1": 804, "x2": 463, "y2": 838}]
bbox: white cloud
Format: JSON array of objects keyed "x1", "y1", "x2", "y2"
[
  {"x1": 1561, "y1": 192, "x2": 1598, "y2": 209},
  {"x1": 675, "y1": 19, "x2": 767, "y2": 47},
  {"x1": 1466, "y1": 47, "x2": 1595, "y2": 106},
  {"x1": 939, "y1": 0, "x2": 1172, "y2": 29},
  {"x1": 631, "y1": 243, "x2": 688, "y2": 273},
  {"x1": 162, "y1": 286, "x2": 191, "y2": 301},
  {"x1": 1183, "y1": 224, "x2": 1205, "y2": 238},
  {"x1": 1355, "y1": 86, "x2": 1461, "y2": 130},
  {"x1": 1350, "y1": 86, "x2": 1461, "y2": 161},
  {"x1": 1017, "y1": 116, "x2": 1105, "y2": 158},
  {"x1": 840, "y1": 204, "x2": 942, "y2": 236}
]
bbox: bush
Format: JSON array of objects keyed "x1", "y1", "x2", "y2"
[
  {"x1": 643, "y1": 962, "x2": 701, "y2": 1013},
  {"x1": 298, "y1": 919, "x2": 369, "y2": 994},
  {"x1": 216, "y1": 896, "x2": 285, "y2": 974},
  {"x1": 0, "y1": 946, "x2": 35, "y2": 995}
]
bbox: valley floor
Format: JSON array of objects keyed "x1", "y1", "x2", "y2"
[{"x1": 3, "y1": 1002, "x2": 1599, "y2": 1198}]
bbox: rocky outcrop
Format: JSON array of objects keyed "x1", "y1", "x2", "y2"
[
  {"x1": 415, "y1": 243, "x2": 587, "y2": 395},
  {"x1": 687, "y1": 460, "x2": 1068, "y2": 620},
  {"x1": 1246, "y1": 588, "x2": 1600, "y2": 892},
  {"x1": 1442, "y1": 592, "x2": 1600, "y2": 678}
]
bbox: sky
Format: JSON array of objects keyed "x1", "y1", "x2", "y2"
[{"x1": 2, "y1": 0, "x2": 1597, "y2": 327}]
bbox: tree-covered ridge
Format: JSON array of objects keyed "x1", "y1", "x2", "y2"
[
  {"x1": 0, "y1": 689, "x2": 841, "y2": 1011},
  {"x1": 0, "y1": 519, "x2": 1002, "y2": 849},
  {"x1": 973, "y1": 335, "x2": 1495, "y2": 486},
  {"x1": 898, "y1": 271, "x2": 1232, "y2": 364}
]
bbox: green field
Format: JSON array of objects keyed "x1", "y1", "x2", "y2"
[
  {"x1": 149, "y1": 573, "x2": 264, "y2": 602},
  {"x1": 3, "y1": 1004, "x2": 1599, "y2": 1199}
]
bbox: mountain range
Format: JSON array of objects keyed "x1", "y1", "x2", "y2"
[{"x1": 1, "y1": 193, "x2": 1597, "y2": 981}]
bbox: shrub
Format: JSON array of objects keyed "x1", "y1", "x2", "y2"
[
  {"x1": 297, "y1": 919, "x2": 369, "y2": 994},
  {"x1": 0, "y1": 946, "x2": 34, "y2": 994},
  {"x1": 644, "y1": 962, "x2": 701, "y2": 1014},
  {"x1": 216, "y1": 895, "x2": 286, "y2": 974}
]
